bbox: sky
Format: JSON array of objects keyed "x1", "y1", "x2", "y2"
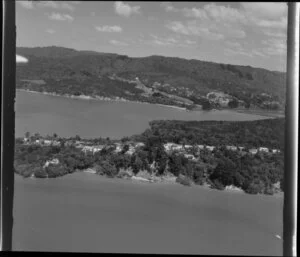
[{"x1": 16, "y1": 1, "x2": 288, "y2": 72}]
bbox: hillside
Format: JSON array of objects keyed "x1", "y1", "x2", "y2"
[{"x1": 16, "y1": 46, "x2": 286, "y2": 110}]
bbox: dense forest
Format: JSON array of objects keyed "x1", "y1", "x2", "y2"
[
  {"x1": 131, "y1": 118, "x2": 285, "y2": 150},
  {"x1": 16, "y1": 46, "x2": 286, "y2": 110}
]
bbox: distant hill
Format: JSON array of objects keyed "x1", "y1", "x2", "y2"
[{"x1": 16, "y1": 46, "x2": 286, "y2": 109}]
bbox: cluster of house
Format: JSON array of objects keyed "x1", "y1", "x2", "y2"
[
  {"x1": 163, "y1": 142, "x2": 281, "y2": 160},
  {"x1": 23, "y1": 137, "x2": 281, "y2": 160},
  {"x1": 75, "y1": 141, "x2": 147, "y2": 155},
  {"x1": 24, "y1": 137, "x2": 61, "y2": 146}
]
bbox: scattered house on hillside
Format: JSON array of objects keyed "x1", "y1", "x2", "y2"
[
  {"x1": 35, "y1": 139, "x2": 40, "y2": 144},
  {"x1": 258, "y1": 147, "x2": 269, "y2": 153},
  {"x1": 43, "y1": 158, "x2": 59, "y2": 168},
  {"x1": 249, "y1": 149, "x2": 258, "y2": 154},
  {"x1": 238, "y1": 146, "x2": 245, "y2": 151}
]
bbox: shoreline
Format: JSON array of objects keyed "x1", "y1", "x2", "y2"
[
  {"x1": 21, "y1": 171, "x2": 284, "y2": 198},
  {"x1": 16, "y1": 89, "x2": 188, "y2": 112},
  {"x1": 16, "y1": 89, "x2": 283, "y2": 117}
]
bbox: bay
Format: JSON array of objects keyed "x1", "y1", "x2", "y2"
[{"x1": 15, "y1": 90, "x2": 270, "y2": 139}]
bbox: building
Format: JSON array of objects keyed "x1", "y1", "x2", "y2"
[
  {"x1": 226, "y1": 145, "x2": 238, "y2": 151},
  {"x1": 43, "y1": 158, "x2": 59, "y2": 168},
  {"x1": 258, "y1": 147, "x2": 269, "y2": 153},
  {"x1": 197, "y1": 145, "x2": 205, "y2": 150},
  {"x1": 272, "y1": 149, "x2": 281, "y2": 154},
  {"x1": 184, "y1": 154, "x2": 196, "y2": 161},
  {"x1": 206, "y1": 146, "x2": 215, "y2": 151},
  {"x1": 249, "y1": 149, "x2": 258, "y2": 154}
]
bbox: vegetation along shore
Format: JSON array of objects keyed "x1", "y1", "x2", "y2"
[{"x1": 14, "y1": 118, "x2": 284, "y2": 196}]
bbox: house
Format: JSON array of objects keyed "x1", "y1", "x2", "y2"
[
  {"x1": 249, "y1": 149, "x2": 258, "y2": 154},
  {"x1": 92, "y1": 146, "x2": 103, "y2": 154},
  {"x1": 258, "y1": 147, "x2": 269, "y2": 153},
  {"x1": 126, "y1": 146, "x2": 135, "y2": 155},
  {"x1": 238, "y1": 146, "x2": 245, "y2": 151},
  {"x1": 164, "y1": 143, "x2": 183, "y2": 152},
  {"x1": 44, "y1": 140, "x2": 52, "y2": 146},
  {"x1": 52, "y1": 140, "x2": 61, "y2": 146},
  {"x1": 164, "y1": 143, "x2": 175, "y2": 151},
  {"x1": 43, "y1": 158, "x2": 59, "y2": 168},
  {"x1": 226, "y1": 145, "x2": 237, "y2": 151},
  {"x1": 206, "y1": 146, "x2": 215, "y2": 151},
  {"x1": 197, "y1": 145, "x2": 205, "y2": 150},
  {"x1": 272, "y1": 149, "x2": 281, "y2": 154},
  {"x1": 184, "y1": 154, "x2": 196, "y2": 160},
  {"x1": 82, "y1": 146, "x2": 94, "y2": 153},
  {"x1": 135, "y1": 142, "x2": 145, "y2": 148},
  {"x1": 23, "y1": 137, "x2": 30, "y2": 143},
  {"x1": 114, "y1": 143, "x2": 123, "y2": 153}
]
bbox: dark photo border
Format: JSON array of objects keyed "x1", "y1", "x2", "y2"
[{"x1": 1, "y1": 1, "x2": 298, "y2": 255}]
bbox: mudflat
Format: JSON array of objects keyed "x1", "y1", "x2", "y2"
[{"x1": 13, "y1": 172, "x2": 283, "y2": 255}]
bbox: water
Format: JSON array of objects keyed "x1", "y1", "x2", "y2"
[
  {"x1": 13, "y1": 91, "x2": 282, "y2": 254},
  {"x1": 13, "y1": 172, "x2": 283, "y2": 255},
  {"x1": 15, "y1": 90, "x2": 270, "y2": 139}
]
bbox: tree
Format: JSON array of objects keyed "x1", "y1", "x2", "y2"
[
  {"x1": 121, "y1": 144, "x2": 130, "y2": 154},
  {"x1": 201, "y1": 99, "x2": 212, "y2": 110},
  {"x1": 209, "y1": 158, "x2": 239, "y2": 187},
  {"x1": 97, "y1": 161, "x2": 117, "y2": 178},
  {"x1": 228, "y1": 99, "x2": 239, "y2": 108}
]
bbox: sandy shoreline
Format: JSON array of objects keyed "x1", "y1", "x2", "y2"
[{"x1": 16, "y1": 89, "x2": 188, "y2": 111}]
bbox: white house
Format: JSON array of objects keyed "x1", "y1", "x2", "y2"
[
  {"x1": 197, "y1": 145, "x2": 205, "y2": 150},
  {"x1": 115, "y1": 143, "x2": 123, "y2": 153},
  {"x1": 272, "y1": 149, "x2": 281, "y2": 154},
  {"x1": 135, "y1": 142, "x2": 145, "y2": 148},
  {"x1": 23, "y1": 137, "x2": 30, "y2": 143},
  {"x1": 258, "y1": 147, "x2": 269, "y2": 153},
  {"x1": 43, "y1": 158, "x2": 59, "y2": 168},
  {"x1": 206, "y1": 146, "x2": 215, "y2": 151},
  {"x1": 44, "y1": 140, "x2": 52, "y2": 146},
  {"x1": 249, "y1": 149, "x2": 258, "y2": 154},
  {"x1": 226, "y1": 145, "x2": 237, "y2": 151},
  {"x1": 238, "y1": 146, "x2": 245, "y2": 151},
  {"x1": 184, "y1": 154, "x2": 196, "y2": 160}
]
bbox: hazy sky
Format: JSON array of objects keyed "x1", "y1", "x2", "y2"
[{"x1": 16, "y1": 1, "x2": 288, "y2": 71}]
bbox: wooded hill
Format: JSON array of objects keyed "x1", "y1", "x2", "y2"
[{"x1": 16, "y1": 46, "x2": 286, "y2": 109}]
